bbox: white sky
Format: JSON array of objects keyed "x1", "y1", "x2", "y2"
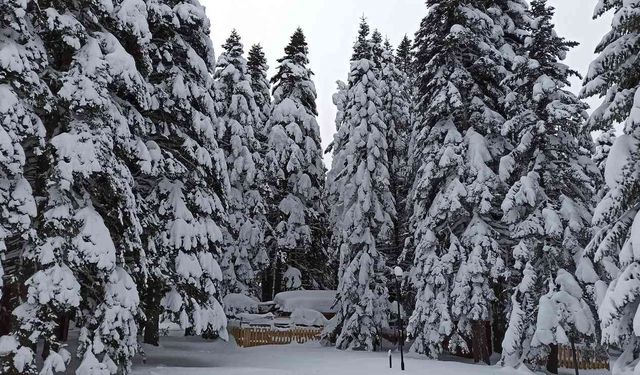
[{"x1": 206, "y1": 0, "x2": 613, "y2": 159}]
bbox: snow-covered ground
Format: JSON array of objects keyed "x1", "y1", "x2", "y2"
[{"x1": 132, "y1": 334, "x2": 609, "y2": 375}]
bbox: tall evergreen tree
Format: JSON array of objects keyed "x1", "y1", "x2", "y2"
[
  {"x1": 1, "y1": 0, "x2": 158, "y2": 372},
  {"x1": 141, "y1": 0, "x2": 228, "y2": 346},
  {"x1": 379, "y1": 40, "x2": 411, "y2": 270},
  {"x1": 247, "y1": 43, "x2": 272, "y2": 138},
  {"x1": 406, "y1": 0, "x2": 509, "y2": 360},
  {"x1": 266, "y1": 28, "x2": 328, "y2": 292},
  {"x1": 213, "y1": 30, "x2": 269, "y2": 297},
  {"x1": 580, "y1": 0, "x2": 640, "y2": 372},
  {"x1": 0, "y1": 0, "x2": 48, "y2": 301},
  {"x1": 325, "y1": 19, "x2": 393, "y2": 351},
  {"x1": 0, "y1": 1, "x2": 50, "y2": 372},
  {"x1": 395, "y1": 35, "x2": 413, "y2": 75},
  {"x1": 498, "y1": 1, "x2": 598, "y2": 369}
]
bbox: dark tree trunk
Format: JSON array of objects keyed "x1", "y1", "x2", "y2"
[
  {"x1": 271, "y1": 255, "x2": 282, "y2": 299},
  {"x1": 570, "y1": 338, "x2": 580, "y2": 375},
  {"x1": 0, "y1": 283, "x2": 17, "y2": 336},
  {"x1": 471, "y1": 320, "x2": 491, "y2": 365},
  {"x1": 143, "y1": 286, "x2": 162, "y2": 345},
  {"x1": 144, "y1": 307, "x2": 160, "y2": 346},
  {"x1": 42, "y1": 314, "x2": 70, "y2": 359},
  {"x1": 547, "y1": 344, "x2": 559, "y2": 374},
  {"x1": 261, "y1": 267, "x2": 273, "y2": 302}
]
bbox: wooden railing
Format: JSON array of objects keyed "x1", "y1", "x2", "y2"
[
  {"x1": 558, "y1": 345, "x2": 609, "y2": 370},
  {"x1": 229, "y1": 326, "x2": 323, "y2": 348}
]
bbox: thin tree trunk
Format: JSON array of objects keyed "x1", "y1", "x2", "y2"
[
  {"x1": 261, "y1": 268, "x2": 272, "y2": 302},
  {"x1": 570, "y1": 338, "x2": 580, "y2": 375},
  {"x1": 471, "y1": 320, "x2": 491, "y2": 364},
  {"x1": 547, "y1": 344, "x2": 559, "y2": 374}
]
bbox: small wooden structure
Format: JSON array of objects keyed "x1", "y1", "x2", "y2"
[
  {"x1": 558, "y1": 345, "x2": 609, "y2": 370},
  {"x1": 229, "y1": 325, "x2": 322, "y2": 348}
]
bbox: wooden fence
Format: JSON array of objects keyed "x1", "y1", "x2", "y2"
[
  {"x1": 558, "y1": 345, "x2": 609, "y2": 370},
  {"x1": 229, "y1": 326, "x2": 323, "y2": 348}
]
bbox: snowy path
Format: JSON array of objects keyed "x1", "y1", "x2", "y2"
[{"x1": 132, "y1": 335, "x2": 608, "y2": 375}]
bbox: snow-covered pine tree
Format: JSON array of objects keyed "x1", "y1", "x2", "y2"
[
  {"x1": 379, "y1": 40, "x2": 411, "y2": 270},
  {"x1": 370, "y1": 30, "x2": 384, "y2": 68},
  {"x1": 0, "y1": 0, "x2": 48, "y2": 303},
  {"x1": 580, "y1": 0, "x2": 640, "y2": 372},
  {"x1": 325, "y1": 18, "x2": 393, "y2": 351},
  {"x1": 141, "y1": 0, "x2": 228, "y2": 345},
  {"x1": 247, "y1": 43, "x2": 272, "y2": 139},
  {"x1": 498, "y1": 0, "x2": 597, "y2": 369},
  {"x1": 266, "y1": 28, "x2": 328, "y2": 291},
  {"x1": 406, "y1": 0, "x2": 509, "y2": 360},
  {"x1": 395, "y1": 35, "x2": 413, "y2": 76},
  {"x1": 2, "y1": 0, "x2": 156, "y2": 372},
  {"x1": 246, "y1": 43, "x2": 277, "y2": 300},
  {"x1": 213, "y1": 30, "x2": 269, "y2": 297},
  {"x1": 0, "y1": 2, "x2": 50, "y2": 372},
  {"x1": 324, "y1": 79, "x2": 349, "y2": 287}
]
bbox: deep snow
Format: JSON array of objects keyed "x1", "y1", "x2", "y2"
[{"x1": 131, "y1": 333, "x2": 608, "y2": 375}]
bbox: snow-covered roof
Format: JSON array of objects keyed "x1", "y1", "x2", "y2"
[{"x1": 273, "y1": 290, "x2": 337, "y2": 313}]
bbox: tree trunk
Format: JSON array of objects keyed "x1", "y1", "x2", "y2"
[
  {"x1": 143, "y1": 288, "x2": 162, "y2": 345},
  {"x1": 471, "y1": 320, "x2": 491, "y2": 364},
  {"x1": 547, "y1": 344, "x2": 559, "y2": 374},
  {"x1": 570, "y1": 338, "x2": 580, "y2": 375},
  {"x1": 144, "y1": 307, "x2": 160, "y2": 346}
]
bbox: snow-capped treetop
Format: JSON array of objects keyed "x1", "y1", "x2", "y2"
[
  {"x1": 247, "y1": 43, "x2": 272, "y2": 134},
  {"x1": 351, "y1": 17, "x2": 371, "y2": 61},
  {"x1": 271, "y1": 28, "x2": 317, "y2": 115},
  {"x1": 395, "y1": 35, "x2": 413, "y2": 75}
]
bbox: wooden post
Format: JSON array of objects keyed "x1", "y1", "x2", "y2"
[{"x1": 547, "y1": 344, "x2": 559, "y2": 374}]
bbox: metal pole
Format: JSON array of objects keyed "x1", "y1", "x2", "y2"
[{"x1": 396, "y1": 277, "x2": 405, "y2": 371}]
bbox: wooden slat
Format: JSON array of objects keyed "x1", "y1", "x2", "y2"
[
  {"x1": 558, "y1": 346, "x2": 609, "y2": 370},
  {"x1": 229, "y1": 326, "x2": 323, "y2": 348}
]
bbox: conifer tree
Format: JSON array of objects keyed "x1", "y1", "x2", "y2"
[
  {"x1": 0, "y1": 2, "x2": 50, "y2": 372},
  {"x1": 213, "y1": 30, "x2": 269, "y2": 297},
  {"x1": 406, "y1": 0, "x2": 509, "y2": 360},
  {"x1": 395, "y1": 35, "x2": 413, "y2": 75},
  {"x1": 1, "y1": 0, "x2": 158, "y2": 372},
  {"x1": 325, "y1": 80, "x2": 349, "y2": 279},
  {"x1": 580, "y1": 0, "x2": 640, "y2": 372},
  {"x1": 498, "y1": 1, "x2": 598, "y2": 368},
  {"x1": 325, "y1": 19, "x2": 393, "y2": 351},
  {"x1": 247, "y1": 44, "x2": 272, "y2": 138},
  {"x1": 141, "y1": 0, "x2": 228, "y2": 346},
  {"x1": 266, "y1": 28, "x2": 328, "y2": 291},
  {"x1": 379, "y1": 40, "x2": 411, "y2": 269},
  {"x1": 0, "y1": 0, "x2": 48, "y2": 301}
]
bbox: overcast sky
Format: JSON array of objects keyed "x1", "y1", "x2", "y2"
[{"x1": 205, "y1": 0, "x2": 613, "y2": 160}]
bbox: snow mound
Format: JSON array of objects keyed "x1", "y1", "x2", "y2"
[
  {"x1": 290, "y1": 308, "x2": 328, "y2": 327},
  {"x1": 273, "y1": 290, "x2": 337, "y2": 313},
  {"x1": 223, "y1": 293, "x2": 260, "y2": 317}
]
